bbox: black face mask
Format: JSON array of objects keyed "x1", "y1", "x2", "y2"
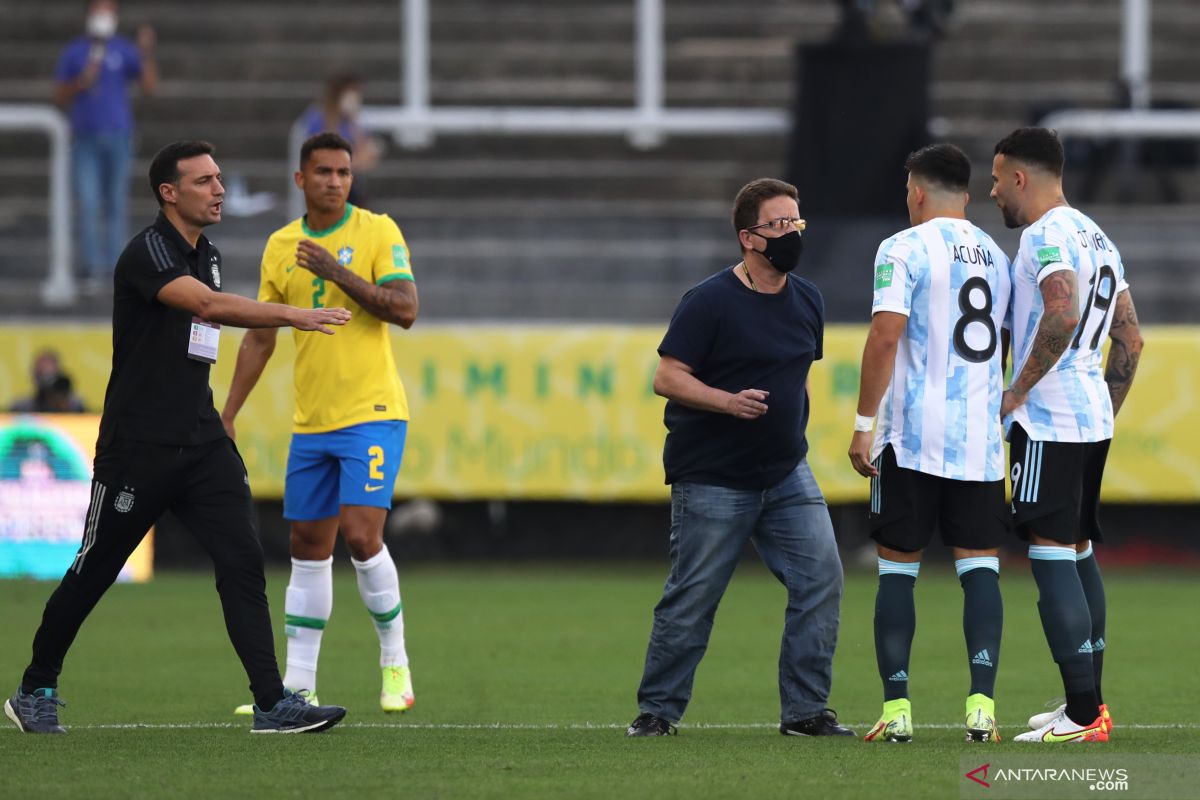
[{"x1": 751, "y1": 230, "x2": 804, "y2": 274}]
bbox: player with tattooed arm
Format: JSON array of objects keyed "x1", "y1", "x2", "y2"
[{"x1": 990, "y1": 127, "x2": 1143, "y2": 744}]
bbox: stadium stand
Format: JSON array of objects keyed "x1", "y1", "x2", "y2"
[{"x1": 2, "y1": 0, "x2": 1198, "y2": 321}]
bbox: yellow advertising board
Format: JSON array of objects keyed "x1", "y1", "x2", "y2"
[{"x1": 1, "y1": 323, "x2": 1196, "y2": 502}]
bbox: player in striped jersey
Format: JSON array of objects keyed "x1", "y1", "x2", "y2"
[
  {"x1": 849, "y1": 144, "x2": 1010, "y2": 743},
  {"x1": 991, "y1": 127, "x2": 1143, "y2": 744}
]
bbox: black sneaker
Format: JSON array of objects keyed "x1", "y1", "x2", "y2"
[
  {"x1": 626, "y1": 711, "x2": 677, "y2": 737},
  {"x1": 251, "y1": 690, "x2": 346, "y2": 734},
  {"x1": 780, "y1": 708, "x2": 856, "y2": 737},
  {"x1": 5, "y1": 687, "x2": 67, "y2": 734}
]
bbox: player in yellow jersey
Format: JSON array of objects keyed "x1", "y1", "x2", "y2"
[{"x1": 222, "y1": 133, "x2": 419, "y2": 714}]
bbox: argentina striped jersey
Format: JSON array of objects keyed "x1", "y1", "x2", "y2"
[
  {"x1": 1007, "y1": 207, "x2": 1128, "y2": 443},
  {"x1": 870, "y1": 217, "x2": 1011, "y2": 481}
]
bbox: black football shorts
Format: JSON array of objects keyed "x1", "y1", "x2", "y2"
[
  {"x1": 1009, "y1": 423, "x2": 1110, "y2": 545},
  {"x1": 868, "y1": 445, "x2": 1009, "y2": 553}
]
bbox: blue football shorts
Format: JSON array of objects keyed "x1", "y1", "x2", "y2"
[{"x1": 283, "y1": 420, "x2": 407, "y2": 521}]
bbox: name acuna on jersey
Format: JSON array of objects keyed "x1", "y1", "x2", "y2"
[{"x1": 871, "y1": 217, "x2": 1011, "y2": 482}]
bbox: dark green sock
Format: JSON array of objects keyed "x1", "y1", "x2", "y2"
[
  {"x1": 957, "y1": 560, "x2": 1002, "y2": 698},
  {"x1": 1030, "y1": 547, "x2": 1097, "y2": 725},
  {"x1": 874, "y1": 562, "x2": 918, "y2": 701},
  {"x1": 1076, "y1": 548, "x2": 1106, "y2": 706}
]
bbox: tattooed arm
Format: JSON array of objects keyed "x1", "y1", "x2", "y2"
[
  {"x1": 296, "y1": 240, "x2": 419, "y2": 328},
  {"x1": 1104, "y1": 289, "x2": 1144, "y2": 418},
  {"x1": 1001, "y1": 270, "x2": 1079, "y2": 417}
]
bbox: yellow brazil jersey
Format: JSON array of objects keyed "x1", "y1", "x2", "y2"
[{"x1": 258, "y1": 204, "x2": 414, "y2": 433}]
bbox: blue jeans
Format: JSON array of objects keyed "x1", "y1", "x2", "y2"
[
  {"x1": 73, "y1": 132, "x2": 133, "y2": 277},
  {"x1": 636, "y1": 459, "x2": 844, "y2": 723}
]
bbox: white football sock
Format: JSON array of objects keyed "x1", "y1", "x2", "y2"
[
  {"x1": 282, "y1": 556, "x2": 333, "y2": 694},
  {"x1": 351, "y1": 545, "x2": 409, "y2": 667}
]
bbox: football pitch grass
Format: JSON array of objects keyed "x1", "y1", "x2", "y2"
[{"x1": 1, "y1": 563, "x2": 1195, "y2": 799}]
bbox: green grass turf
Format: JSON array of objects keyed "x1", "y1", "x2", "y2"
[{"x1": 0, "y1": 564, "x2": 1195, "y2": 798}]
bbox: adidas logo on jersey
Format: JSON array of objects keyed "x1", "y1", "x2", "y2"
[
  {"x1": 971, "y1": 649, "x2": 993, "y2": 667},
  {"x1": 888, "y1": 670, "x2": 908, "y2": 682},
  {"x1": 1078, "y1": 639, "x2": 1095, "y2": 654},
  {"x1": 1094, "y1": 637, "x2": 1106, "y2": 651}
]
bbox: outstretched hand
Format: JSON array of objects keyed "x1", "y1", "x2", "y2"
[{"x1": 292, "y1": 307, "x2": 351, "y2": 334}]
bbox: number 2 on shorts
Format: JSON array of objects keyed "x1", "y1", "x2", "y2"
[{"x1": 368, "y1": 445, "x2": 385, "y2": 480}]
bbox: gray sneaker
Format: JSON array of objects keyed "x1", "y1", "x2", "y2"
[
  {"x1": 251, "y1": 690, "x2": 346, "y2": 734},
  {"x1": 5, "y1": 687, "x2": 67, "y2": 734}
]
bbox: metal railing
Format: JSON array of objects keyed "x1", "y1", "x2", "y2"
[
  {"x1": 392, "y1": 0, "x2": 788, "y2": 148},
  {"x1": 1039, "y1": 109, "x2": 1200, "y2": 140},
  {"x1": 288, "y1": 0, "x2": 789, "y2": 218},
  {"x1": 0, "y1": 104, "x2": 74, "y2": 307},
  {"x1": 1040, "y1": 3, "x2": 1200, "y2": 144}
]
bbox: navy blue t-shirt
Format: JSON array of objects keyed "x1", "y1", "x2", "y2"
[{"x1": 658, "y1": 267, "x2": 824, "y2": 490}]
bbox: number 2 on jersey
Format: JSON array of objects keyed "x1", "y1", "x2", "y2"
[
  {"x1": 952, "y1": 276, "x2": 997, "y2": 363},
  {"x1": 312, "y1": 277, "x2": 326, "y2": 308},
  {"x1": 368, "y1": 445, "x2": 385, "y2": 480}
]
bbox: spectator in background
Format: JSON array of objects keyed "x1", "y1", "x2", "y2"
[
  {"x1": 300, "y1": 74, "x2": 382, "y2": 208},
  {"x1": 39, "y1": 376, "x2": 85, "y2": 414},
  {"x1": 54, "y1": 0, "x2": 158, "y2": 290},
  {"x1": 9, "y1": 350, "x2": 86, "y2": 413}
]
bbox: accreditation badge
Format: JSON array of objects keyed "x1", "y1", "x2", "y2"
[{"x1": 187, "y1": 317, "x2": 221, "y2": 363}]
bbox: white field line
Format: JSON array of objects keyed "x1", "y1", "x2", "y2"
[{"x1": 48, "y1": 721, "x2": 1200, "y2": 731}]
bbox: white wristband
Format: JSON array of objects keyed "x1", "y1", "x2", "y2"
[{"x1": 854, "y1": 414, "x2": 875, "y2": 432}]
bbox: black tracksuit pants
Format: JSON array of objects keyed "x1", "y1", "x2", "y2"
[{"x1": 21, "y1": 436, "x2": 286, "y2": 711}]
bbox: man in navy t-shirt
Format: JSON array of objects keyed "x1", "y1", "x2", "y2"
[
  {"x1": 54, "y1": 1, "x2": 158, "y2": 285},
  {"x1": 627, "y1": 178, "x2": 853, "y2": 739}
]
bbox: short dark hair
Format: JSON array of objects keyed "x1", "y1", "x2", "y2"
[
  {"x1": 994, "y1": 127, "x2": 1065, "y2": 177},
  {"x1": 300, "y1": 132, "x2": 354, "y2": 169},
  {"x1": 905, "y1": 143, "x2": 970, "y2": 192},
  {"x1": 732, "y1": 178, "x2": 799, "y2": 236},
  {"x1": 148, "y1": 140, "x2": 216, "y2": 207}
]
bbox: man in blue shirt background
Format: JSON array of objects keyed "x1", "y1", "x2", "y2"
[
  {"x1": 54, "y1": 0, "x2": 158, "y2": 288},
  {"x1": 298, "y1": 74, "x2": 383, "y2": 209}
]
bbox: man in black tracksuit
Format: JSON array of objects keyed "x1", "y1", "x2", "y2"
[{"x1": 5, "y1": 141, "x2": 350, "y2": 735}]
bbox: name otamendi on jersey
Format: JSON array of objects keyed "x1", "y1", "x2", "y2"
[{"x1": 1007, "y1": 206, "x2": 1128, "y2": 443}]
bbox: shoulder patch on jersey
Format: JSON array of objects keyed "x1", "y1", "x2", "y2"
[
  {"x1": 874, "y1": 263, "x2": 894, "y2": 289},
  {"x1": 392, "y1": 245, "x2": 409, "y2": 270},
  {"x1": 1036, "y1": 246, "x2": 1062, "y2": 267}
]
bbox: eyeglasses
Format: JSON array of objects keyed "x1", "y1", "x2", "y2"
[{"x1": 744, "y1": 217, "x2": 807, "y2": 234}]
